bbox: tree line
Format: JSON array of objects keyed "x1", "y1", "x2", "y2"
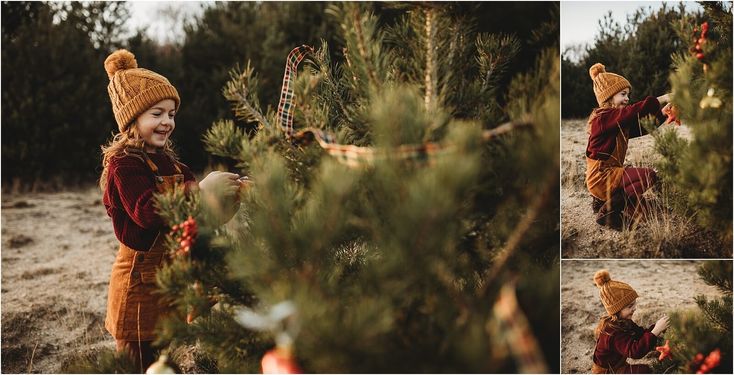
[
  {"x1": 562, "y1": 3, "x2": 700, "y2": 118},
  {"x1": 2, "y1": 1, "x2": 556, "y2": 190}
]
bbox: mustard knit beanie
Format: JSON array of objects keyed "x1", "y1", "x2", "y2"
[
  {"x1": 593, "y1": 269, "x2": 639, "y2": 316},
  {"x1": 589, "y1": 63, "x2": 631, "y2": 106},
  {"x1": 104, "y1": 49, "x2": 180, "y2": 132}
]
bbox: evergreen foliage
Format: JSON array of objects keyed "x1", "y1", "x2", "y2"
[
  {"x1": 146, "y1": 2, "x2": 559, "y2": 373},
  {"x1": 652, "y1": 261, "x2": 732, "y2": 374},
  {"x1": 648, "y1": 2, "x2": 732, "y2": 241}
]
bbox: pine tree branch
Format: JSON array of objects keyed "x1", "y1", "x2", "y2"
[
  {"x1": 424, "y1": 7, "x2": 437, "y2": 111},
  {"x1": 223, "y1": 63, "x2": 270, "y2": 128},
  {"x1": 481, "y1": 120, "x2": 533, "y2": 141},
  {"x1": 479, "y1": 170, "x2": 558, "y2": 298},
  {"x1": 352, "y1": 6, "x2": 379, "y2": 88},
  {"x1": 229, "y1": 88, "x2": 270, "y2": 128}
]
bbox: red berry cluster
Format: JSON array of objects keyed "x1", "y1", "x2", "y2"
[
  {"x1": 690, "y1": 348, "x2": 721, "y2": 374},
  {"x1": 690, "y1": 22, "x2": 709, "y2": 61},
  {"x1": 171, "y1": 216, "x2": 198, "y2": 256}
]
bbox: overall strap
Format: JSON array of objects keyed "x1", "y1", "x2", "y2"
[
  {"x1": 140, "y1": 151, "x2": 183, "y2": 175},
  {"x1": 172, "y1": 159, "x2": 182, "y2": 174},
  {"x1": 140, "y1": 151, "x2": 160, "y2": 175}
]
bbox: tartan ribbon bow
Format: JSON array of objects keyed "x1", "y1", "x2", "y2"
[{"x1": 277, "y1": 45, "x2": 314, "y2": 138}]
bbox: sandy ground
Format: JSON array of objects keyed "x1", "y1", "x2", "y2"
[
  {"x1": 561, "y1": 119, "x2": 731, "y2": 258},
  {"x1": 1, "y1": 186, "x2": 118, "y2": 373},
  {"x1": 561, "y1": 259, "x2": 728, "y2": 374}
]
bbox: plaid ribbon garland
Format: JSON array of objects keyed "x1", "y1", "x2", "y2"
[
  {"x1": 290, "y1": 124, "x2": 530, "y2": 169},
  {"x1": 292, "y1": 128, "x2": 451, "y2": 168},
  {"x1": 277, "y1": 45, "x2": 314, "y2": 138},
  {"x1": 492, "y1": 283, "x2": 548, "y2": 374},
  {"x1": 275, "y1": 45, "x2": 531, "y2": 168}
]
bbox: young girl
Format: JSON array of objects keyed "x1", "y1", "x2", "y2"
[
  {"x1": 100, "y1": 49, "x2": 241, "y2": 371},
  {"x1": 585, "y1": 63, "x2": 672, "y2": 230},
  {"x1": 592, "y1": 269, "x2": 670, "y2": 374}
]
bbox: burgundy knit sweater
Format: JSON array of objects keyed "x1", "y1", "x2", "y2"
[
  {"x1": 593, "y1": 321, "x2": 658, "y2": 368},
  {"x1": 103, "y1": 152, "x2": 197, "y2": 252},
  {"x1": 586, "y1": 96, "x2": 667, "y2": 160}
]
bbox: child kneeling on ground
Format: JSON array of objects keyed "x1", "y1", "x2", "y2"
[{"x1": 585, "y1": 63, "x2": 672, "y2": 230}]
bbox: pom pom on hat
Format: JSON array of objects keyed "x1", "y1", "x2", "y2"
[
  {"x1": 105, "y1": 49, "x2": 138, "y2": 79},
  {"x1": 589, "y1": 63, "x2": 606, "y2": 80},
  {"x1": 594, "y1": 269, "x2": 611, "y2": 287}
]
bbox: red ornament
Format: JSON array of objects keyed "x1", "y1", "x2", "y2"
[
  {"x1": 663, "y1": 105, "x2": 681, "y2": 126},
  {"x1": 656, "y1": 340, "x2": 672, "y2": 361},
  {"x1": 261, "y1": 348, "x2": 301, "y2": 374}
]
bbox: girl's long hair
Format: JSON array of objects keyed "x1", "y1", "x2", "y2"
[
  {"x1": 99, "y1": 123, "x2": 179, "y2": 191},
  {"x1": 594, "y1": 314, "x2": 638, "y2": 340},
  {"x1": 587, "y1": 98, "x2": 616, "y2": 134}
]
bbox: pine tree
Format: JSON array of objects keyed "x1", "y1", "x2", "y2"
[
  {"x1": 649, "y1": 2, "x2": 732, "y2": 242},
  {"x1": 74, "y1": 3, "x2": 558, "y2": 373},
  {"x1": 652, "y1": 261, "x2": 732, "y2": 374}
]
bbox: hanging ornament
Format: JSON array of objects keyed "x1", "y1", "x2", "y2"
[
  {"x1": 146, "y1": 354, "x2": 175, "y2": 374},
  {"x1": 700, "y1": 88, "x2": 722, "y2": 109},
  {"x1": 261, "y1": 347, "x2": 302, "y2": 374},
  {"x1": 171, "y1": 216, "x2": 198, "y2": 256},
  {"x1": 235, "y1": 301, "x2": 303, "y2": 374},
  {"x1": 655, "y1": 340, "x2": 672, "y2": 361},
  {"x1": 662, "y1": 105, "x2": 682, "y2": 126}
]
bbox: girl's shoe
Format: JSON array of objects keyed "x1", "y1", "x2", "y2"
[
  {"x1": 596, "y1": 210, "x2": 624, "y2": 231},
  {"x1": 593, "y1": 190, "x2": 626, "y2": 231}
]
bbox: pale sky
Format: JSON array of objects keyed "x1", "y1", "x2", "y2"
[
  {"x1": 125, "y1": 0, "x2": 211, "y2": 44},
  {"x1": 561, "y1": 1, "x2": 705, "y2": 61}
]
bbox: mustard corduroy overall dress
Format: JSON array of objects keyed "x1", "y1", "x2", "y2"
[
  {"x1": 105, "y1": 154, "x2": 183, "y2": 341},
  {"x1": 586, "y1": 125, "x2": 629, "y2": 202}
]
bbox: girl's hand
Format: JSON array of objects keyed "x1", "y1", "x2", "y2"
[
  {"x1": 199, "y1": 171, "x2": 241, "y2": 197},
  {"x1": 651, "y1": 315, "x2": 670, "y2": 336},
  {"x1": 657, "y1": 93, "x2": 672, "y2": 104},
  {"x1": 198, "y1": 171, "x2": 241, "y2": 224}
]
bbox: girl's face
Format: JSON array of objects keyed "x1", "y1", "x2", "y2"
[
  {"x1": 618, "y1": 299, "x2": 637, "y2": 319},
  {"x1": 611, "y1": 88, "x2": 630, "y2": 107},
  {"x1": 135, "y1": 99, "x2": 176, "y2": 152}
]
